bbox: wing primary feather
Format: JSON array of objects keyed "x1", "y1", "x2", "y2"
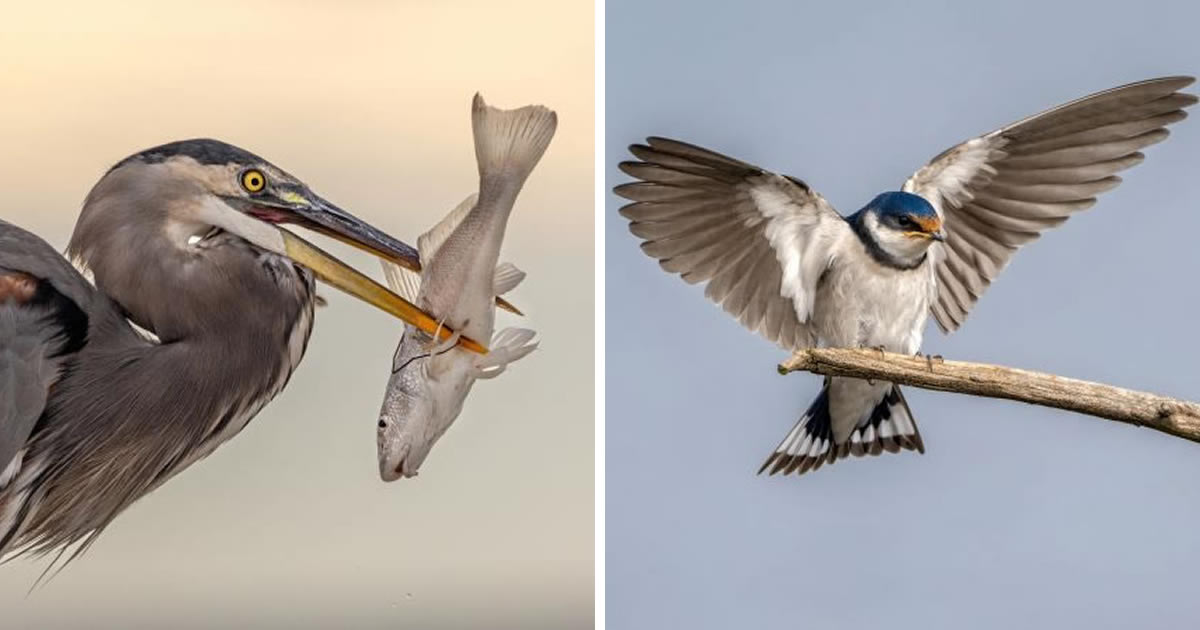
[{"x1": 905, "y1": 77, "x2": 1194, "y2": 335}]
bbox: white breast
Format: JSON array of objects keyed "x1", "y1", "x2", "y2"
[{"x1": 812, "y1": 249, "x2": 934, "y2": 354}]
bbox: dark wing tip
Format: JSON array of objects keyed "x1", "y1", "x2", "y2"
[
  {"x1": 611, "y1": 182, "x2": 640, "y2": 200},
  {"x1": 1121, "y1": 75, "x2": 1196, "y2": 92},
  {"x1": 756, "y1": 454, "x2": 778, "y2": 475},
  {"x1": 1159, "y1": 75, "x2": 1196, "y2": 89},
  {"x1": 616, "y1": 160, "x2": 644, "y2": 177}
]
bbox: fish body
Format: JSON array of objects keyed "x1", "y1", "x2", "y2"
[{"x1": 377, "y1": 94, "x2": 556, "y2": 480}]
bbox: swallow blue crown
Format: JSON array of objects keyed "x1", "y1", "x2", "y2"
[{"x1": 864, "y1": 191, "x2": 938, "y2": 220}]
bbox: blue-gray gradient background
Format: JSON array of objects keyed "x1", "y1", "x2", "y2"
[{"x1": 606, "y1": 1, "x2": 1200, "y2": 627}]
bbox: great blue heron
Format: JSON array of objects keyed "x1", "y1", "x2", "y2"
[{"x1": 0, "y1": 139, "x2": 476, "y2": 565}]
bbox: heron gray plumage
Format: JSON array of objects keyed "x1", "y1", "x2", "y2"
[
  {"x1": 0, "y1": 138, "x2": 469, "y2": 563},
  {"x1": 615, "y1": 76, "x2": 1197, "y2": 476}
]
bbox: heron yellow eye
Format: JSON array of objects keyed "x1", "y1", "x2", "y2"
[{"x1": 241, "y1": 169, "x2": 267, "y2": 193}]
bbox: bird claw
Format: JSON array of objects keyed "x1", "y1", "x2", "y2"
[
  {"x1": 919, "y1": 353, "x2": 944, "y2": 372},
  {"x1": 859, "y1": 345, "x2": 888, "y2": 385}
]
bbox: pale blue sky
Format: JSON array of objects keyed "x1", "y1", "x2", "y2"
[{"x1": 605, "y1": 0, "x2": 1200, "y2": 627}]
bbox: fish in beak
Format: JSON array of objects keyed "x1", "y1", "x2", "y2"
[
  {"x1": 225, "y1": 188, "x2": 490, "y2": 354},
  {"x1": 261, "y1": 189, "x2": 523, "y2": 316}
]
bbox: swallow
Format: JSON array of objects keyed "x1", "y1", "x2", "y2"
[{"x1": 615, "y1": 76, "x2": 1196, "y2": 476}]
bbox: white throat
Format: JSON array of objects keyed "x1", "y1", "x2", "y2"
[{"x1": 862, "y1": 213, "x2": 934, "y2": 268}]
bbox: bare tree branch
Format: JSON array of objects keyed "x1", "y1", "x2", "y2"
[{"x1": 779, "y1": 348, "x2": 1200, "y2": 444}]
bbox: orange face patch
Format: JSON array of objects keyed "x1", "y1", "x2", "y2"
[
  {"x1": 915, "y1": 215, "x2": 942, "y2": 234},
  {"x1": 0, "y1": 272, "x2": 37, "y2": 304}
]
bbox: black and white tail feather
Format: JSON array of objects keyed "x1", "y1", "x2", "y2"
[{"x1": 759, "y1": 379, "x2": 924, "y2": 476}]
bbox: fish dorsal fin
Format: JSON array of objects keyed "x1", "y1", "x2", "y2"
[
  {"x1": 493, "y1": 262, "x2": 526, "y2": 296},
  {"x1": 380, "y1": 261, "x2": 421, "y2": 303},
  {"x1": 418, "y1": 193, "x2": 478, "y2": 264}
]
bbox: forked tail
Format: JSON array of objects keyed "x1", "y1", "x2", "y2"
[{"x1": 759, "y1": 379, "x2": 925, "y2": 476}]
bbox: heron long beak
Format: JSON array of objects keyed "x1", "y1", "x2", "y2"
[
  {"x1": 281, "y1": 191, "x2": 425, "y2": 274},
  {"x1": 235, "y1": 191, "x2": 488, "y2": 354},
  {"x1": 273, "y1": 192, "x2": 523, "y2": 316}
]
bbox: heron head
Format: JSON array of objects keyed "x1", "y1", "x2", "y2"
[
  {"x1": 859, "y1": 191, "x2": 944, "y2": 265},
  {"x1": 68, "y1": 139, "x2": 468, "y2": 344}
]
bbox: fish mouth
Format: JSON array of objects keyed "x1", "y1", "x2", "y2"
[
  {"x1": 395, "y1": 458, "x2": 418, "y2": 479},
  {"x1": 379, "y1": 444, "x2": 419, "y2": 482}
]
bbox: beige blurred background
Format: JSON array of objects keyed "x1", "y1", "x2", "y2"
[{"x1": 0, "y1": 1, "x2": 593, "y2": 628}]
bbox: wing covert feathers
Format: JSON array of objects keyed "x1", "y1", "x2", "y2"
[{"x1": 615, "y1": 137, "x2": 850, "y2": 350}]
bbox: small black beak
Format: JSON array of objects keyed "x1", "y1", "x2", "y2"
[{"x1": 930, "y1": 231, "x2": 946, "y2": 242}]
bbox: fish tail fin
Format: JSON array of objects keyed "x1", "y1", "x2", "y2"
[
  {"x1": 472, "y1": 93, "x2": 557, "y2": 194},
  {"x1": 758, "y1": 381, "x2": 924, "y2": 477},
  {"x1": 473, "y1": 327, "x2": 538, "y2": 379}
]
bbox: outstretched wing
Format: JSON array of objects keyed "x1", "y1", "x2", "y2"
[
  {"x1": 615, "y1": 137, "x2": 853, "y2": 350},
  {"x1": 905, "y1": 76, "x2": 1196, "y2": 332}
]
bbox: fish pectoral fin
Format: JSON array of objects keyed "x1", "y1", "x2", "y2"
[
  {"x1": 473, "y1": 327, "x2": 538, "y2": 378},
  {"x1": 474, "y1": 363, "x2": 508, "y2": 380},
  {"x1": 493, "y1": 262, "x2": 526, "y2": 296}
]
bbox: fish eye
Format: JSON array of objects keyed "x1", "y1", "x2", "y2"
[
  {"x1": 378, "y1": 419, "x2": 387, "y2": 429},
  {"x1": 240, "y1": 168, "x2": 267, "y2": 193}
]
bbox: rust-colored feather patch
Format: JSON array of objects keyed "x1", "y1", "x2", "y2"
[{"x1": 0, "y1": 271, "x2": 37, "y2": 303}]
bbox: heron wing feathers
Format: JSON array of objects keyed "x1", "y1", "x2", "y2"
[
  {"x1": 0, "y1": 312, "x2": 54, "y2": 480},
  {"x1": 904, "y1": 76, "x2": 1196, "y2": 332},
  {"x1": 0, "y1": 220, "x2": 96, "y2": 311},
  {"x1": 0, "y1": 222, "x2": 98, "y2": 478}
]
